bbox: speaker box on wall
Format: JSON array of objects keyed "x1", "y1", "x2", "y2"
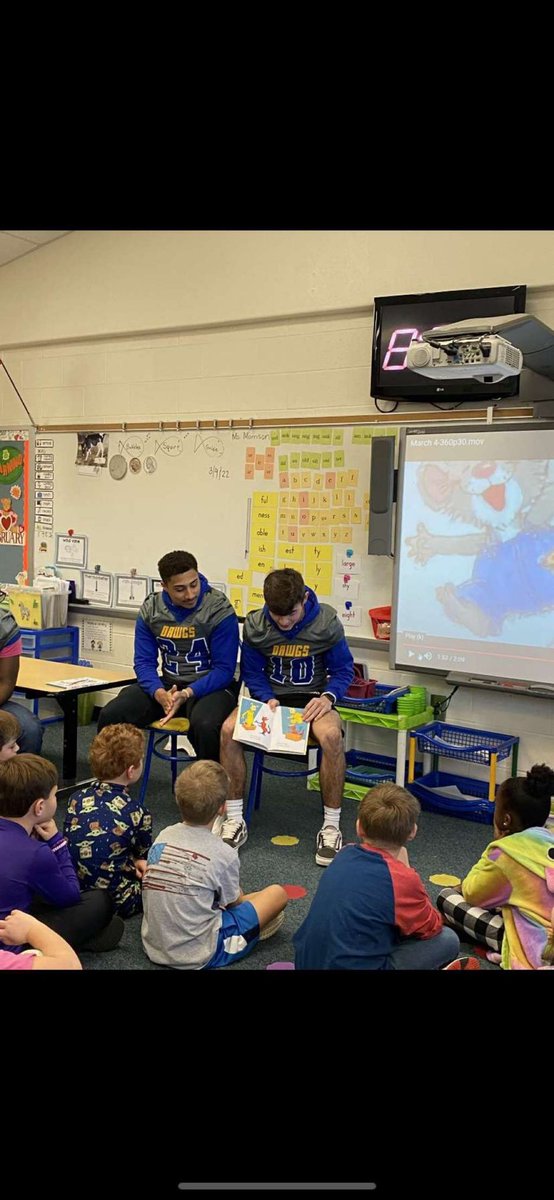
[{"x1": 368, "y1": 436, "x2": 395, "y2": 555}]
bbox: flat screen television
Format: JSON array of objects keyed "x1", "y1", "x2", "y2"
[
  {"x1": 371, "y1": 284, "x2": 527, "y2": 404},
  {"x1": 391, "y1": 421, "x2": 554, "y2": 690}
]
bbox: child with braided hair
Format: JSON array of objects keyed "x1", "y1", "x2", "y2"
[{"x1": 437, "y1": 763, "x2": 554, "y2": 970}]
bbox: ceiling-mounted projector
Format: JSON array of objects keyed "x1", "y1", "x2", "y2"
[{"x1": 406, "y1": 334, "x2": 523, "y2": 383}]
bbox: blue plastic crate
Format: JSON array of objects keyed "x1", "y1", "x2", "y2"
[
  {"x1": 344, "y1": 749, "x2": 423, "y2": 787},
  {"x1": 411, "y1": 721, "x2": 518, "y2": 765},
  {"x1": 339, "y1": 684, "x2": 410, "y2": 714},
  {"x1": 408, "y1": 770, "x2": 495, "y2": 824}
]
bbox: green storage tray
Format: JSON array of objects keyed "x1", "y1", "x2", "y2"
[{"x1": 336, "y1": 705, "x2": 434, "y2": 730}]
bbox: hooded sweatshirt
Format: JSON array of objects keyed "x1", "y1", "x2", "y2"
[
  {"x1": 241, "y1": 586, "x2": 354, "y2": 703},
  {"x1": 461, "y1": 825, "x2": 554, "y2": 970},
  {"x1": 134, "y1": 574, "x2": 239, "y2": 700}
]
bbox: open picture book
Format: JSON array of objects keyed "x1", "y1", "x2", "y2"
[{"x1": 232, "y1": 695, "x2": 310, "y2": 755}]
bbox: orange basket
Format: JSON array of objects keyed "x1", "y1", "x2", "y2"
[{"x1": 369, "y1": 605, "x2": 391, "y2": 640}]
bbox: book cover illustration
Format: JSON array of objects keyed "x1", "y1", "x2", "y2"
[{"x1": 233, "y1": 695, "x2": 309, "y2": 754}]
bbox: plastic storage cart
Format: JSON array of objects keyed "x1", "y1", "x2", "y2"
[
  {"x1": 307, "y1": 685, "x2": 434, "y2": 798},
  {"x1": 17, "y1": 626, "x2": 79, "y2": 726},
  {"x1": 407, "y1": 721, "x2": 519, "y2": 824}
]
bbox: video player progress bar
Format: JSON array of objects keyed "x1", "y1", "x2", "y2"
[{"x1": 178, "y1": 1186, "x2": 376, "y2": 1192}]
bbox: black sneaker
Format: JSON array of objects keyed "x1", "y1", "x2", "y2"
[
  {"x1": 82, "y1": 914, "x2": 125, "y2": 952},
  {"x1": 315, "y1": 825, "x2": 343, "y2": 867},
  {"x1": 218, "y1": 816, "x2": 248, "y2": 850}
]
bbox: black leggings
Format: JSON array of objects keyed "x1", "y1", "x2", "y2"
[
  {"x1": 98, "y1": 682, "x2": 238, "y2": 762},
  {"x1": 30, "y1": 890, "x2": 114, "y2": 950}
]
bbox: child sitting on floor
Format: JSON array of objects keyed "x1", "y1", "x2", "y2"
[
  {"x1": 0, "y1": 909, "x2": 82, "y2": 970},
  {"x1": 0, "y1": 754, "x2": 122, "y2": 953},
  {"x1": 64, "y1": 724, "x2": 152, "y2": 917},
  {"x1": 293, "y1": 782, "x2": 462, "y2": 970},
  {"x1": 141, "y1": 759, "x2": 288, "y2": 969},
  {"x1": 0, "y1": 710, "x2": 20, "y2": 762},
  {"x1": 437, "y1": 763, "x2": 554, "y2": 970}
]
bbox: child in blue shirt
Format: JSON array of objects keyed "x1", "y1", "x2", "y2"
[{"x1": 64, "y1": 724, "x2": 152, "y2": 917}]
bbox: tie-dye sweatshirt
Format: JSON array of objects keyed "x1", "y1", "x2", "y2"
[{"x1": 462, "y1": 826, "x2": 554, "y2": 970}]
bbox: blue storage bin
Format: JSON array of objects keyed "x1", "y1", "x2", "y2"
[
  {"x1": 408, "y1": 770, "x2": 495, "y2": 824},
  {"x1": 411, "y1": 721, "x2": 518, "y2": 765},
  {"x1": 344, "y1": 749, "x2": 423, "y2": 787},
  {"x1": 338, "y1": 684, "x2": 410, "y2": 714}
]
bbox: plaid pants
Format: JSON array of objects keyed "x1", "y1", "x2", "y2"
[{"x1": 437, "y1": 887, "x2": 504, "y2": 953}]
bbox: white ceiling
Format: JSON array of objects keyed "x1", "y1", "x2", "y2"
[{"x1": 0, "y1": 231, "x2": 71, "y2": 267}]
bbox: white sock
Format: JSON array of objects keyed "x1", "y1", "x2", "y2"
[
  {"x1": 323, "y1": 806, "x2": 341, "y2": 830},
  {"x1": 226, "y1": 799, "x2": 244, "y2": 822}
]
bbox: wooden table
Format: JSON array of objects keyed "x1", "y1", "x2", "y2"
[{"x1": 15, "y1": 658, "x2": 135, "y2": 782}]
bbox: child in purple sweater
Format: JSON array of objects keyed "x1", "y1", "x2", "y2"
[{"x1": 0, "y1": 754, "x2": 123, "y2": 954}]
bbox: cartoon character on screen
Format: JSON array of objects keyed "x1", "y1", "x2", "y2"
[{"x1": 406, "y1": 458, "x2": 554, "y2": 637}]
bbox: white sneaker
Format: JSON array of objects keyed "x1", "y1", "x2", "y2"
[
  {"x1": 259, "y1": 910, "x2": 285, "y2": 941},
  {"x1": 212, "y1": 814, "x2": 225, "y2": 838},
  {"x1": 219, "y1": 816, "x2": 248, "y2": 850},
  {"x1": 163, "y1": 735, "x2": 196, "y2": 756},
  {"x1": 315, "y1": 825, "x2": 343, "y2": 867}
]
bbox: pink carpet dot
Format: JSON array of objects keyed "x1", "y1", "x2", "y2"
[
  {"x1": 266, "y1": 961, "x2": 295, "y2": 970},
  {"x1": 282, "y1": 884, "x2": 307, "y2": 900}
]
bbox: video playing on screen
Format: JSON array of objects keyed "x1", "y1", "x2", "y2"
[{"x1": 392, "y1": 424, "x2": 554, "y2": 687}]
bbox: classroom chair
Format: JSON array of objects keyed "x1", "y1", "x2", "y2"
[
  {"x1": 244, "y1": 739, "x2": 322, "y2": 826},
  {"x1": 138, "y1": 717, "x2": 195, "y2": 806}
]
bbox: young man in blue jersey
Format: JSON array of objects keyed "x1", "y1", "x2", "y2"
[
  {"x1": 98, "y1": 551, "x2": 239, "y2": 763},
  {"x1": 219, "y1": 568, "x2": 354, "y2": 863}
]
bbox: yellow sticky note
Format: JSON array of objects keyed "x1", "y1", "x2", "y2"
[
  {"x1": 253, "y1": 491, "x2": 278, "y2": 508},
  {"x1": 305, "y1": 564, "x2": 333, "y2": 594},
  {"x1": 321, "y1": 452, "x2": 332, "y2": 469},
  {"x1": 334, "y1": 451, "x2": 345, "y2": 467},
  {"x1": 290, "y1": 453, "x2": 300, "y2": 469},
  {"x1": 305, "y1": 545, "x2": 332, "y2": 562},
  {"x1": 247, "y1": 587, "x2": 265, "y2": 609},
  {"x1": 290, "y1": 430, "x2": 302, "y2": 444},
  {"x1": 351, "y1": 507, "x2": 361, "y2": 524},
  {"x1": 332, "y1": 430, "x2": 343, "y2": 445},
  {"x1": 250, "y1": 538, "x2": 275, "y2": 558},
  {"x1": 229, "y1": 587, "x2": 244, "y2": 616},
  {"x1": 278, "y1": 542, "x2": 304, "y2": 562},
  {"x1": 271, "y1": 429, "x2": 281, "y2": 445},
  {"x1": 251, "y1": 557, "x2": 273, "y2": 574},
  {"x1": 310, "y1": 454, "x2": 321, "y2": 469},
  {"x1": 301, "y1": 453, "x2": 311, "y2": 468},
  {"x1": 278, "y1": 455, "x2": 288, "y2": 470},
  {"x1": 281, "y1": 429, "x2": 291, "y2": 443},
  {"x1": 320, "y1": 429, "x2": 332, "y2": 445},
  {"x1": 228, "y1": 568, "x2": 251, "y2": 585},
  {"x1": 300, "y1": 429, "x2": 311, "y2": 444}
]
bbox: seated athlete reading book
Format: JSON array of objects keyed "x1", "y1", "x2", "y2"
[{"x1": 219, "y1": 568, "x2": 354, "y2": 865}]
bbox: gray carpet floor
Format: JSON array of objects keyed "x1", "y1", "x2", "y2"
[{"x1": 40, "y1": 717, "x2": 500, "y2": 970}]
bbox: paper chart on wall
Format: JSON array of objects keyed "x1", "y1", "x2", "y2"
[{"x1": 37, "y1": 426, "x2": 397, "y2": 641}]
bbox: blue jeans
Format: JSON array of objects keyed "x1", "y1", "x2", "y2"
[
  {"x1": 2, "y1": 700, "x2": 43, "y2": 754},
  {"x1": 389, "y1": 926, "x2": 460, "y2": 970}
]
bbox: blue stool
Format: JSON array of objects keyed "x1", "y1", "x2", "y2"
[
  {"x1": 139, "y1": 717, "x2": 195, "y2": 806},
  {"x1": 244, "y1": 739, "x2": 322, "y2": 826}
]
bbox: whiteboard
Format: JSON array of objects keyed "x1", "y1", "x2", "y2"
[{"x1": 35, "y1": 425, "x2": 397, "y2": 640}]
